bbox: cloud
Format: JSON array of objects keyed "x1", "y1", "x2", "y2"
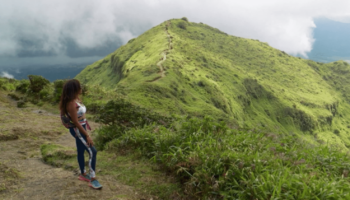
[
  {"x1": 0, "y1": 0, "x2": 350, "y2": 58},
  {"x1": 1, "y1": 72, "x2": 14, "y2": 79}
]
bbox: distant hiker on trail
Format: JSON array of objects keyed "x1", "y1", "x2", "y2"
[{"x1": 59, "y1": 79, "x2": 102, "y2": 189}]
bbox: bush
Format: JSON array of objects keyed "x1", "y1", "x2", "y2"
[
  {"x1": 39, "y1": 88, "x2": 50, "y2": 100},
  {"x1": 53, "y1": 79, "x2": 65, "y2": 103},
  {"x1": 127, "y1": 38, "x2": 136, "y2": 43},
  {"x1": 96, "y1": 98, "x2": 173, "y2": 126},
  {"x1": 181, "y1": 17, "x2": 189, "y2": 22},
  {"x1": 0, "y1": 78, "x2": 17, "y2": 91},
  {"x1": 334, "y1": 129, "x2": 340, "y2": 135},
  {"x1": 16, "y1": 80, "x2": 30, "y2": 94},
  {"x1": 28, "y1": 75, "x2": 50, "y2": 93},
  {"x1": 94, "y1": 98, "x2": 173, "y2": 149},
  {"x1": 7, "y1": 93, "x2": 20, "y2": 101},
  {"x1": 84, "y1": 102, "x2": 100, "y2": 114},
  {"x1": 177, "y1": 21, "x2": 187, "y2": 30}
]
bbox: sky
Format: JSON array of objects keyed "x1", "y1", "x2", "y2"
[
  {"x1": 307, "y1": 18, "x2": 350, "y2": 63},
  {"x1": 1, "y1": 0, "x2": 350, "y2": 77}
]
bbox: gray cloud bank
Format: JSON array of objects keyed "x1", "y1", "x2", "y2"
[{"x1": 1, "y1": 0, "x2": 350, "y2": 62}]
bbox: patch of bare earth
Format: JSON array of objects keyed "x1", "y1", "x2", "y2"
[{"x1": 0, "y1": 94, "x2": 152, "y2": 200}]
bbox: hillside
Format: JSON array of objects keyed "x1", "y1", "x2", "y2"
[
  {"x1": 0, "y1": 87, "x2": 180, "y2": 199},
  {"x1": 76, "y1": 18, "x2": 350, "y2": 148}
]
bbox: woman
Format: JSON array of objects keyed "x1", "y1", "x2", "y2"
[{"x1": 59, "y1": 79, "x2": 102, "y2": 189}]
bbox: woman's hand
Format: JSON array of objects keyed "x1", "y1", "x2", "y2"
[{"x1": 86, "y1": 136, "x2": 94, "y2": 147}]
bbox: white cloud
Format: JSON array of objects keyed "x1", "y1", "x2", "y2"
[
  {"x1": 0, "y1": 0, "x2": 350, "y2": 57},
  {"x1": 1, "y1": 72, "x2": 14, "y2": 79}
]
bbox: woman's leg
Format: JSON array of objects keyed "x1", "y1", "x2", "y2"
[
  {"x1": 69, "y1": 128, "x2": 86, "y2": 175},
  {"x1": 73, "y1": 127, "x2": 98, "y2": 178}
]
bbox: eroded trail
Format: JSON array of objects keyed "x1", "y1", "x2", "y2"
[
  {"x1": 0, "y1": 95, "x2": 150, "y2": 200},
  {"x1": 152, "y1": 20, "x2": 172, "y2": 82}
]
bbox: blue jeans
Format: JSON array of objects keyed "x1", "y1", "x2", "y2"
[{"x1": 69, "y1": 124, "x2": 97, "y2": 178}]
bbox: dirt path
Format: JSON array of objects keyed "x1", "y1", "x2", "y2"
[
  {"x1": 1, "y1": 139, "x2": 140, "y2": 200},
  {"x1": 157, "y1": 52, "x2": 167, "y2": 78},
  {"x1": 0, "y1": 96, "x2": 150, "y2": 200},
  {"x1": 150, "y1": 21, "x2": 172, "y2": 82}
]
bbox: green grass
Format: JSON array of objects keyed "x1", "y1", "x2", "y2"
[
  {"x1": 40, "y1": 143, "x2": 181, "y2": 198},
  {"x1": 100, "y1": 116, "x2": 350, "y2": 199},
  {"x1": 75, "y1": 19, "x2": 350, "y2": 149}
]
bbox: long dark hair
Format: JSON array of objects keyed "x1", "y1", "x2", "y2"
[{"x1": 59, "y1": 79, "x2": 81, "y2": 114}]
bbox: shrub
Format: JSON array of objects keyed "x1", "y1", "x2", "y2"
[
  {"x1": 85, "y1": 102, "x2": 100, "y2": 114},
  {"x1": 16, "y1": 79, "x2": 30, "y2": 94},
  {"x1": 28, "y1": 75, "x2": 50, "y2": 93},
  {"x1": 128, "y1": 38, "x2": 136, "y2": 43},
  {"x1": 0, "y1": 77, "x2": 16, "y2": 91},
  {"x1": 181, "y1": 17, "x2": 189, "y2": 22},
  {"x1": 94, "y1": 98, "x2": 174, "y2": 149},
  {"x1": 197, "y1": 81, "x2": 205, "y2": 87},
  {"x1": 334, "y1": 129, "x2": 340, "y2": 135},
  {"x1": 177, "y1": 21, "x2": 187, "y2": 30},
  {"x1": 39, "y1": 88, "x2": 50, "y2": 100},
  {"x1": 53, "y1": 79, "x2": 65, "y2": 103},
  {"x1": 7, "y1": 93, "x2": 20, "y2": 101}
]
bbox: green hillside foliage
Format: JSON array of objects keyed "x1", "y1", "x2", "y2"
[
  {"x1": 76, "y1": 19, "x2": 350, "y2": 149},
  {"x1": 97, "y1": 116, "x2": 350, "y2": 199},
  {"x1": 0, "y1": 77, "x2": 19, "y2": 92}
]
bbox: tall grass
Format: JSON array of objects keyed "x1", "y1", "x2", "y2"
[{"x1": 97, "y1": 116, "x2": 350, "y2": 199}]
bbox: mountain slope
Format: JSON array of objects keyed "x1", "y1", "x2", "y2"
[{"x1": 76, "y1": 19, "x2": 350, "y2": 148}]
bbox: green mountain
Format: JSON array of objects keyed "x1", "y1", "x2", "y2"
[{"x1": 76, "y1": 18, "x2": 350, "y2": 148}]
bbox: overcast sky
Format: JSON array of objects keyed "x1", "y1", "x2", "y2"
[{"x1": 1, "y1": 0, "x2": 350, "y2": 71}]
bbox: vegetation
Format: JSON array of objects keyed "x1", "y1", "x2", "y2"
[
  {"x1": 95, "y1": 116, "x2": 350, "y2": 199},
  {"x1": 3, "y1": 18, "x2": 350, "y2": 199},
  {"x1": 0, "y1": 162, "x2": 20, "y2": 192},
  {"x1": 181, "y1": 17, "x2": 189, "y2": 22},
  {"x1": 15, "y1": 79, "x2": 30, "y2": 94},
  {"x1": 76, "y1": 18, "x2": 350, "y2": 149},
  {"x1": 177, "y1": 21, "x2": 188, "y2": 30},
  {"x1": 40, "y1": 143, "x2": 181, "y2": 198},
  {"x1": 28, "y1": 75, "x2": 50, "y2": 93},
  {"x1": 94, "y1": 98, "x2": 173, "y2": 149},
  {"x1": 75, "y1": 18, "x2": 350, "y2": 198},
  {"x1": 0, "y1": 77, "x2": 18, "y2": 91}
]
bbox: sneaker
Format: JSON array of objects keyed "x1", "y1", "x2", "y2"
[
  {"x1": 78, "y1": 174, "x2": 91, "y2": 182},
  {"x1": 89, "y1": 179, "x2": 102, "y2": 189}
]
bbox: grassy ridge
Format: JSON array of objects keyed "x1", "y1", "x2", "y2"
[{"x1": 76, "y1": 19, "x2": 350, "y2": 148}]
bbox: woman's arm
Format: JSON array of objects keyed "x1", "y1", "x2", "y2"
[{"x1": 67, "y1": 101, "x2": 93, "y2": 146}]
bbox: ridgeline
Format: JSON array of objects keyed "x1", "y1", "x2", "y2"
[{"x1": 76, "y1": 18, "x2": 350, "y2": 148}]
